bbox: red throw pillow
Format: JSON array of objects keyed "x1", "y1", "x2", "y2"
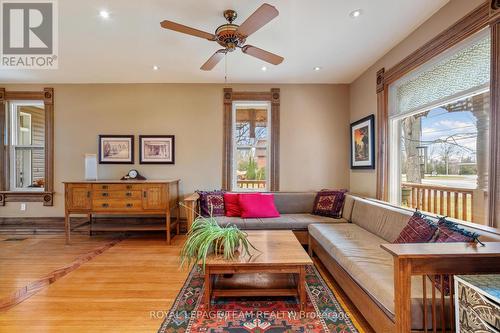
[
  {"x1": 239, "y1": 193, "x2": 280, "y2": 218},
  {"x1": 393, "y1": 211, "x2": 437, "y2": 244},
  {"x1": 224, "y1": 193, "x2": 241, "y2": 217}
]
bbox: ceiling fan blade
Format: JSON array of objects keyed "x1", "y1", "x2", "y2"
[
  {"x1": 160, "y1": 20, "x2": 216, "y2": 41},
  {"x1": 236, "y1": 3, "x2": 278, "y2": 37},
  {"x1": 241, "y1": 45, "x2": 284, "y2": 65},
  {"x1": 200, "y1": 49, "x2": 227, "y2": 71}
]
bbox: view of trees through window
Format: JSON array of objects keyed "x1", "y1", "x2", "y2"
[
  {"x1": 399, "y1": 90, "x2": 490, "y2": 225},
  {"x1": 234, "y1": 106, "x2": 269, "y2": 191}
]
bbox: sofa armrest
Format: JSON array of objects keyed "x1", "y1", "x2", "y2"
[{"x1": 183, "y1": 193, "x2": 200, "y2": 232}]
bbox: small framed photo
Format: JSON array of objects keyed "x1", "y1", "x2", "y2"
[
  {"x1": 350, "y1": 115, "x2": 375, "y2": 169},
  {"x1": 139, "y1": 135, "x2": 175, "y2": 164},
  {"x1": 98, "y1": 135, "x2": 134, "y2": 164}
]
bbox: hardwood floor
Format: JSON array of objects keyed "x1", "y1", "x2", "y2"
[{"x1": 0, "y1": 233, "x2": 374, "y2": 333}]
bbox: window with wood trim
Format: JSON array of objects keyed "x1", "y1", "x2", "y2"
[
  {"x1": 222, "y1": 88, "x2": 280, "y2": 192},
  {"x1": 387, "y1": 30, "x2": 491, "y2": 225}
]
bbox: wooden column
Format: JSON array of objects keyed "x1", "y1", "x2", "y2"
[
  {"x1": 0, "y1": 88, "x2": 6, "y2": 194},
  {"x1": 222, "y1": 88, "x2": 233, "y2": 191},
  {"x1": 376, "y1": 68, "x2": 388, "y2": 201},
  {"x1": 489, "y1": 0, "x2": 500, "y2": 228},
  {"x1": 270, "y1": 88, "x2": 280, "y2": 191}
]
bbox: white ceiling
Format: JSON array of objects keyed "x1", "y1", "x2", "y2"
[{"x1": 0, "y1": 0, "x2": 449, "y2": 84}]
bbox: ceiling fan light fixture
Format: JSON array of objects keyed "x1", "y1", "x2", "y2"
[
  {"x1": 99, "y1": 10, "x2": 110, "y2": 19},
  {"x1": 349, "y1": 9, "x2": 362, "y2": 18},
  {"x1": 313, "y1": 66, "x2": 322, "y2": 71}
]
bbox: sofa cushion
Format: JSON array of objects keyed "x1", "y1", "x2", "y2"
[
  {"x1": 434, "y1": 217, "x2": 479, "y2": 243},
  {"x1": 214, "y1": 214, "x2": 347, "y2": 230},
  {"x1": 272, "y1": 192, "x2": 316, "y2": 214},
  {"x1": 312, "y1": 190, "x2": 347, "y2": 218},
  {"x1": 308, "y1": 223, "x2": 444, "y2": 329},
  {"x1": 196, "y1": 190, "x2": 225, "y2": 217},
  {"x1": 342, "y1": 194, "x2": 355, "y2": 221},
  {"x1": 393, "y1": 211, "x2": 438, "y2": 244},
  {"x1": 239, "y1": 193, "x2": 280, "y2": 218},
  {"x1": 224, "y1": 193, "x2": 241, "y2": 217},
  {"x1": 213, "y1": 216, "x2": 245, "y2": 228},
  {"x1": 351, "y1": 198, "x2": 411, "y2": 242}
]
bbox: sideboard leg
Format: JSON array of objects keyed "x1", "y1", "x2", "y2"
[
  {"x1": 89, "y1": 213, "x2": 93, "y2": 236},
  {"x1": 166, "y1": 212, "x2": 171, "y2": 245},
  {"x1": 65, "y1": 212, "x2": 71, "y2": 244}
]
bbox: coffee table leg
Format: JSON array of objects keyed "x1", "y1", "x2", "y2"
[
  {"x1": 204, "y1": 269, "x2": 211, "y2": 311},
  {"x1": 299, "y1": 266, "x2": 306, "y2": 312}
]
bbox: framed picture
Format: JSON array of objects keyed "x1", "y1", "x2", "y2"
[
  {"x1": 98, "y1": 135, "x2": 134, "y2": 164},
  {"x1": 350, "y1": 115, "x2": 375, "y2": 169},
  {"x1": 139, "y1": 135, "x2": 175, "y2": 164}
]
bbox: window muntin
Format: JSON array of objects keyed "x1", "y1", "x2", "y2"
[
  {"x1": 388, "y1": 29, "x2": 490, "y2": 225},
  {"x1": 232, "y1": 102, "x2": 271, "y2": 191},
  {"x1": 8, "y1": 102, "x2": 45, "y2": 191}
]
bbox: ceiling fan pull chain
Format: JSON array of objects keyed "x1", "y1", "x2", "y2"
[{"x1": 224, "y1": 53, "x2": 228, "y2": 84}]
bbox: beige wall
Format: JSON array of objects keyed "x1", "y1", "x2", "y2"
[
  {"x1": 1, "y1": 83, "x2": 350, "y2": 217},
  {"x1": 348, "y1": 0, "x2": 484, "y2": 197}
]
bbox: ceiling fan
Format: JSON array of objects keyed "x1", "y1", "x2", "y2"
[{"x1": 160, "y1": 3, "x2": 284, "y2": 71}]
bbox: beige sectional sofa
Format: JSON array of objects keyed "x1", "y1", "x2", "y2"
[
  {"x1": 309, "y1": 194, "x2": 500, "y2": 332},
  {"x1": 184, "y1": 191, "x2": 349, "y2": 244}
]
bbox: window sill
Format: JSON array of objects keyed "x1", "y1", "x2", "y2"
[{"x1": 0, "y1": 191, "x2": 54, "y2": 206}]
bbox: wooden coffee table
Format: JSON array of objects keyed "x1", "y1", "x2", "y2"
[{"x1": 203, "y1": 230, "x2": 313, "y2": 311}]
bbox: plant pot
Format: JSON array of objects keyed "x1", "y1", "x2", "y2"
[{"x1": 213, "y1": 240, "x2": 240, "y2": 255}]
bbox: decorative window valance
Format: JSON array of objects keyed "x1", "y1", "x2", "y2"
[{"x1": 389, "y1": 30, "x2": 490, "y2": 117}]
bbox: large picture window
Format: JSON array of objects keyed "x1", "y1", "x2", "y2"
[{"x1": 387, "y1": 30, "x2": 491, "y2": 225}]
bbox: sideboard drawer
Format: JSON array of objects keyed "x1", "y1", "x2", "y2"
[
  {"x1": 92, "y1": 184, "x2": 142, "y2": 191},
  {"x1": 92, "y1": 199, "x2": 142, "y2": 211},
  {"x1": 94, "y1": 190, "x2": 142, "y2": 200}
]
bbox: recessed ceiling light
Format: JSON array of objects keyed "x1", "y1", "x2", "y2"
[
  {"x1": 349, "y1": 9, "x2": 362, "y2": 18},
  {"x1": 99, "y1": 10, "x2": 110, "y2": 19},
  {"x1": 261, "y1": 66, "x2": 267, "y2": 71},
  {"x1": 313, "y1": 66, "x2": 321, "y2": 71},
  {"x1": 152, "y1": 65, "x2": 160, "y2": 71}
]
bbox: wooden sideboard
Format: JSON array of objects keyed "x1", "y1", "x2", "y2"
[{"x1": 64, "y1": 180, "x2": 180, "y2": 244}]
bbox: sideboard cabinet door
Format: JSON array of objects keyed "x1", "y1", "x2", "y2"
[
  {"x1": 142, "y1": 184, "x2": 166, "y2": 210},
  {"x1": 66, "y1": 184, "x2": 92, "y2": 210}
]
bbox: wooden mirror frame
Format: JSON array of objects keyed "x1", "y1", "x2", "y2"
[
  {"x1": 0, "y1": 88, "x2": 54, "y2": 206},
  {"x1": 376, "y1": 1, "x2": 500, "y2": 227},
  {"x1": 222, "y1": 88, "x2": 280, "y2": 191}
]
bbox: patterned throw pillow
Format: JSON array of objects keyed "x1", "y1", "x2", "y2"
[
  {"x1": 196, "y1": 190, "x2": 225, "y2": 217},
  {"x1": 430, "y1": 217, "x2": 479, "y2": 295},
  {"x1": 312, "y1": 190, "x2": 347, "y2": 218},
  {"x1": 434, "y1": 217, "x2": 479, "y2": 243},
  {"x1": 393, "y1": 211, "x2": 438, "y2": 244}
]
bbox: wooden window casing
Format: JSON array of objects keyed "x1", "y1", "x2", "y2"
[{"x1": 0, "y1": 88, "x2": 55, "y2": 206}]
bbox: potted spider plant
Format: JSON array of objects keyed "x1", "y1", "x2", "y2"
[{"x1": 180, "y1": 213, "x2": 258, "y2": 272}]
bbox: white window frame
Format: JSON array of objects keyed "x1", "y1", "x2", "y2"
[
  {"x1": 231, "y1": 101, "x2": 271, "y2": 192},
  {"x1": 8, "y1": 101, "x2": 45, "y2": 192},
  {"x1": 388, "y1": 87, "x2": 490, "y2": 205}
]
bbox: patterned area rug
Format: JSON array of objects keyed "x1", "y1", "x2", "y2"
[{"x1": 158, "y1": 265, "x2": 361, "y2": 333}]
